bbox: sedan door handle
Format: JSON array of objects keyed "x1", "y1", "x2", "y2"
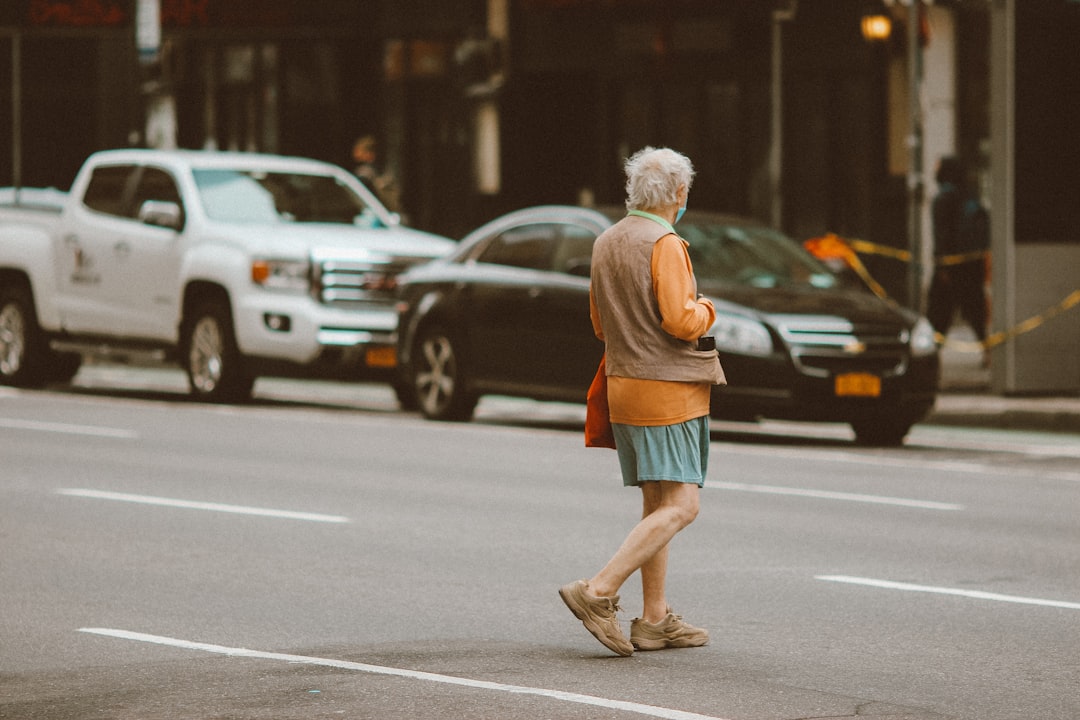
[{"x1": 528, "y1": 287, "x2": 543, "y2": 299}]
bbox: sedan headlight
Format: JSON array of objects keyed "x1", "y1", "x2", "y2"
[
  {"x1": 251, "y1": 259, "x2": 311, "y2": 292},
  {"x1": 909, "y1": 316, "x2": 938, "y2": 357},
  {"x1": 710, "y1": 313, "x2": 773, "y2": 356}
]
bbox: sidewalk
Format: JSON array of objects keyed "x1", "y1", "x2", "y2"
[{"x1": 927, "y1": 327, "x2": 1080, "y2": 434}]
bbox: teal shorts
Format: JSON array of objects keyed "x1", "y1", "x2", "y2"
[{"x1": 612, "y1": 416, "x2": 711, "y2": 487}]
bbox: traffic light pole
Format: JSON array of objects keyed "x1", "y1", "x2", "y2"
[
  {"x1": 8, "y1": 30, "x2": 21, "y2": 197},
  {"x1": 906, "y1": 0, "x2": 925, "y2": 313}
]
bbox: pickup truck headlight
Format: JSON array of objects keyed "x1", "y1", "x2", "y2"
[
  {"x1": 710, "y1": 313, "x2": 773, "y2": 356},
  {"x1": 251, "y1": 259, "x2": 311, "y2": 292},
  {"x1": 909, "y1": 316, "x2": 938, "y2": 357}
]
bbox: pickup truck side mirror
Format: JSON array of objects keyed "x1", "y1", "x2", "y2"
[
  {"x1": 353, "y1": 209, "x2": 401, "y2": 230},
  {"x1": 138, "y1": 199, "x2": 184, "y2": 231}
]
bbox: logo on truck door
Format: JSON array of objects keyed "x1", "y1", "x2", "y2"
[{"x1": 71, "y1": 247, "x2": 101, "y2": 285}]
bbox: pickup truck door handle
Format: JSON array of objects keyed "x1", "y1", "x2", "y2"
[
  {"x1": 63, "y1": 234, "x2": 79, "y2": 246},
  {"x1": 113, "y1": 241, "x2": 131, "y2": 256}
]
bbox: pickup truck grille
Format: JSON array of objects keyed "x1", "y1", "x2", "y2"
[{"x1": 313, "y1": 257, "x2": 411, "y2": 306}]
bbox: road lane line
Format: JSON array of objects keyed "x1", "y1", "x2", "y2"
[
  {"x1": 715, "y1": 443, "x2": 1080, "y2": 482},
  {"x1": 716, "y1": 444, "x2": 993, "y2": 473},
  {"x1": 56, "y1": 489, "x2": 349, "y2": 524},
  {"x1": 705, "y1": 481, "x2": 963, "y2": 511},
  {"x1": 816, "y1": 575, "x2": 1080, "y2": 610},
  {"x1": 78, "y1": 628, "x2": 732, "y2": 720},
  {"x1": 0, "y1": 417, "x2": 138, "y2": 438}
]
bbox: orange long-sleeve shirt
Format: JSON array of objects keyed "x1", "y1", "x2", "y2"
[{"x1": 590, "y1": 233, "x2": 716, "y2": 426}]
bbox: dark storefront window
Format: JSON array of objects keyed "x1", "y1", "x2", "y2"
[
  {"x1": 7, "y1": 36, "x2": 127, "y2": 189},
  {"x1": 1, "y1": 0, "x2": 380, "y2": 191},
  {"x1": 506, "y1": 2, "x2": 771, "y2": 219},
  {"x1": 1, "y1": 1, "x2": 131, "y2": 188},
  {"x1": 1014, "y1": 0, "x2": 1080, "y2": 245}
]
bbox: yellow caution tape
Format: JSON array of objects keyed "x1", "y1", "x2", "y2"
[
  {"x1": 845, "y1": 249, "x2": 891, "y2": 301},
  {"x1": 804, "y1": 233, "x2": 1080, "y2": 353},
  {"x1": 846, "y1": 239, "x2": 912, "y2": 263},
  {"x1": 845, "y1": 238, "x2": 989, "y2": 267},
  {"x1": 935, "y1": 249, "x2": 990, "y2": 267},
  {"x1": 803, "y1": 234, "x2": 891, "y2": 300},
  {"x1": 937, "y1": 289, "x2": 1080, "y2": 352}
]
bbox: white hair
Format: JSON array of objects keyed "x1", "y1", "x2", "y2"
[{"x1": 623, "y1": 146, "x2": 695, "y2": 211}]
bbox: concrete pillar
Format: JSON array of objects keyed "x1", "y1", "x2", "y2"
[
  {"x1": 988, "y1": 0, "x2": 1015, "y2": 393},
  {"x1": 922, "y1": 6, "x2": 956, "y2": 282}
]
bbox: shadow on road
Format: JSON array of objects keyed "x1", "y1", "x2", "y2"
[{"x1": 46, "y1": 369, "x2": 890, "y2": 449}]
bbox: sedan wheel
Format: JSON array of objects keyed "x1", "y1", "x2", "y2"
[
  {"x1": 851, "y1": 416, "x2": 913, "y2": 447},
  {"x1": 413, "y1": 327, "x2": 477, "y2": 421}
]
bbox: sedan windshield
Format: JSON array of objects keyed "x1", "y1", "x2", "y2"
[
  {"x1": 192, "y1": 169, "x2": 374, "y2": 225},
  {"x1": 679, "y1": 220, "x2": 837, "y2": 289}
]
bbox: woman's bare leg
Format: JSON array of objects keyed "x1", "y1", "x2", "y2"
[
  {"x1": 639, "y1": 483, "x2": 671, "y2": 623},
  {"x1": 588, "y1": 481, "x2": 699, "y2": 616}
]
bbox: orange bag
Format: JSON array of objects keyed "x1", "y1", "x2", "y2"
[{"x1": 585, "y1": 354, "x2": 616, "y2": 449}]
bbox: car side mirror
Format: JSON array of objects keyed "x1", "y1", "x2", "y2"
[{"x1": 138, "y1": 199, "x2": 183, "y2": 231}]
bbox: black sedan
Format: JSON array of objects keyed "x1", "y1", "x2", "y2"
[{"x1": 395, "y1": 206, "x2": 939, "y2": 445}]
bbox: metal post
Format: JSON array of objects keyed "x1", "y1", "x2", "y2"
[
  {"x1": 906, "y1": 0, "x2": 925, "y2": 312},
  {"x1": 11, "y1": 31, "x2": 22, "y2": 199},
  {"x1": 989, "y1": 0, "x2": 1015, "y2": 393},
  {"x1": 770, "y1": 1, "x2": 797, "y2": 230}
]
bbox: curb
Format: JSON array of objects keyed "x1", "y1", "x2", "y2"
[{"x1": 926, "y1": 396, "x2": 1080, "y2": 434}]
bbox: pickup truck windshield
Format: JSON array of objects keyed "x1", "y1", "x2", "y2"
[{"x1": 192, "y1": 169, "x2": 371, "y2": 225}]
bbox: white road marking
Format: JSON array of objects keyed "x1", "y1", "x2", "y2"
[
  {"x1": 0, "y1": 417, "x2": 138, "y2": 438},
  {"x1": 714, "y1": 439, "x2": 1080, "y2": 481},
  {"x1": 717, "y1": 442, "x2": 994, "y2": 474},
  {"x1": 911, "y1": 430, "x2": 1080, "y2": 459},
  {"x1": 705, "y1": 481, "x2": 963, "y2": 511},
  {"x1": 78, "y1": 628, "x2": 732, "y2": 720},
  {"x1": 816, "y1": 575, "x2": 1080, "y2": 610},
  {"x1": 56, "y1": 489, "x2": 349, "y2": 524}
]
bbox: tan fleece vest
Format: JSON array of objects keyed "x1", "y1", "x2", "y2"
[{"x1": 591, "y1": 215, "x2": 725, "y2": 384}]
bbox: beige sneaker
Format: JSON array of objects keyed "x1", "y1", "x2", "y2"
[
  {"x1": 558, "y1": 580, "x2": 634, "y2": 656},
  {"x1": 630, "y1": 609, "x2": 709, "y2": 650}
]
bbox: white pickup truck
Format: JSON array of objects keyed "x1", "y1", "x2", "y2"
[{"x1": 0, "y1": 149, "x2": 455, "y2": 401}]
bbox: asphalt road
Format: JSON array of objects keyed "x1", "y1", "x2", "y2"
[{"x1": 1, "y1": 369, "x2": 1078, "y2": 720}]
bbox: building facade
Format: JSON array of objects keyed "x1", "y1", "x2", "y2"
[{"x1": 2, "y1": 0, "x2": 1077, "y2": 392}]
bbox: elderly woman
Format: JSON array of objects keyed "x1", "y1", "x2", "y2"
[{"x1": 559, "y1": 147, "x2": 725, "y2": 656}]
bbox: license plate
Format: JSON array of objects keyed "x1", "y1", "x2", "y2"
[
  {"x1": 835, "y1": 372, "x2": 881, "y2": 397},
  {"x1": 365, "y1": 346, "x2": 397, "y2": 368}
]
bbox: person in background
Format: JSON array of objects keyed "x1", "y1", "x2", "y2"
[
  {"x1": 926, "y1": 156, "x2": 991, "y2": 363},
  {"x1": 559, "y1": 147, "x2": 726, "y2": 656},
  {"x1": 351, "y1": 135, "x2": 399, "y2": 212}
]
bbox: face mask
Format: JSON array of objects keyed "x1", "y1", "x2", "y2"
[{"x1": 676, "y1": 203, "x2": 687, "y2": 224}]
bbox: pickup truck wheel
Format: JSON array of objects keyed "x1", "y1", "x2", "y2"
[
  {"x1": 184, "y1": 303, "x2": 254, "y2": 403},
  {"x1": 0, "y1": 285, "x2": 48, "y2": 388},
  {"x1": 412, "y1": 326, "x2": 478, "y2": 421}
]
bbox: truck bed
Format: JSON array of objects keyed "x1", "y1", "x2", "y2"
[
  {"x1": 0, "y1": 188, "x2": 66, "y2": 228},
  {"x1": 0, "y1": 187, "x2": 67, "y2": 212}
]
